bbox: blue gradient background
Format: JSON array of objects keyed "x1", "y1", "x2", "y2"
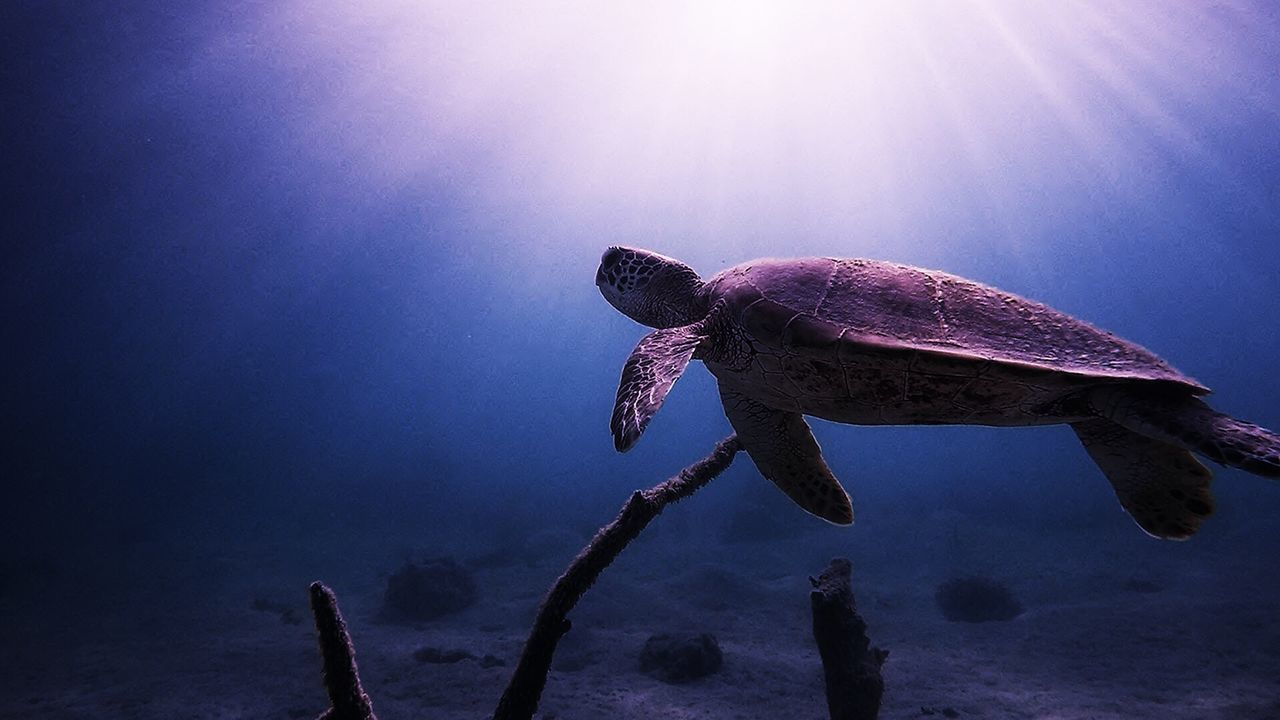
[{"x1": 2, "y1": 1, "x2": 1279, "y2": 712}]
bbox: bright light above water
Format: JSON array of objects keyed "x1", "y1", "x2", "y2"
[{"x1": 232, "y1": 0, "x2": 1278, "y2": 271}]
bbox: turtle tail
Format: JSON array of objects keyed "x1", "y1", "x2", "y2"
[{"x1": 1089, "y1": 386, "x2": 1280, "y2": 479}]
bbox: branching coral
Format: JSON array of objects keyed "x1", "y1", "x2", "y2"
[
  {"x1": 303, "y1": 435, "x2": 888, "y2": 719},
  {"x1": 493, "y1": 433, "x2": 743, "y2": 719}
]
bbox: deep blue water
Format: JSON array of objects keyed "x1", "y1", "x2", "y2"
[{"x1": 3, "y1": 2, "x2": 1279, "y2": 718}]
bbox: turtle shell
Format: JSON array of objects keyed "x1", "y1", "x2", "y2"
[{"x1": 703, "y1": 257, "x2": 1207, "y2": 393}]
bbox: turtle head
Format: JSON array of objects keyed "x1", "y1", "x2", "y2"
[{"x1": 596, "y1": 246, "x2": 707, "y2": 328}]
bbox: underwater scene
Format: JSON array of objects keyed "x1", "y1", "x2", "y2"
[{"x1": 5, "y1": 2, "x2": 1280, "y2": 719}]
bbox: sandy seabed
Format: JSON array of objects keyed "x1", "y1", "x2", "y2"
[{"x1": 3, "y1": 497, "x2": 1279, "y2": 720}]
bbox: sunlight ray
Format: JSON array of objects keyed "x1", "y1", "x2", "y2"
[{"x1": 252, "y1": 0, "x2": 1280, "y2": 271}]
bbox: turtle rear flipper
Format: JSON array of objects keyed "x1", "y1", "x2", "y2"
[
  {"x1": 1089, "y1": 387, "x2": 1280, "y2": 478},
  {"x1": 718, "y1": 383, "x2": 853, "y2": 525},
  {"x1": 1072, "y1": 418, "x2": 1215, "y2": 540}
]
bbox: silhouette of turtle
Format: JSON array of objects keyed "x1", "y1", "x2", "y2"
[{"x1": 596, "y1": 247, "x2": 1280, "y2": 539}]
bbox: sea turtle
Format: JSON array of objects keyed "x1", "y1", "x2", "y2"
[{"x1": 595, "y1": 247, "x2": 1280, "y2": 539}]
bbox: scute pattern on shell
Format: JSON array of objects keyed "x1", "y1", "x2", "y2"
[{"x1": 704, "y1": 257, "x2": 1206, "y2": 391}]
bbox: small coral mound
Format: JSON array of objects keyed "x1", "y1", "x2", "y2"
[
  {"x1": 380, "y1": 558, "x2": 477, "y2": 623},
  {"x1": 251, "y1": 596, "x2": 302, "y2": 625},
  {"x1": 413, "y1": 646, "x2": 504, "y2": 667},
  {"x1": 1123, "y1": 578, "x2": 1162, "y2": 594},
  {"x1": 413, "y1": 647, "x2": 473, "y2": 664},
  {"x1": 638, "y1": 633, "x2": 723, "y2": 683},
  {"x1": 934, "y1": 576, "x2": 1023, "y2": 623}
]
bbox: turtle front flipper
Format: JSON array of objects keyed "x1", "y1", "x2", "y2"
[
  {"x1": 610, "y1": 324, "x2": 706, "y2": 452},
  {"x1": 717, "y1": 383, "x2": 853, "y2": 525},
  {"x1": 1072, "y1": 418, "x2": 1215, "y2": 540}
]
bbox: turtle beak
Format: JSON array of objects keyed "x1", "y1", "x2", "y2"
[{"x1": 596, "y1": 246, "x2": 623, "y2": 288}]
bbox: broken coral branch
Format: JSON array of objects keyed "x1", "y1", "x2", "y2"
[
  {"x1": 810, "y1": 558, "x2": 887, "y2": 720},
  {"x1": 310, "y1": 581, "x2": 378, "y2": 720},
  {"x1": 492, "y1": 434, "x2": 743, "y2": 720}
]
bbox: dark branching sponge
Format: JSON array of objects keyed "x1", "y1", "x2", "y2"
[
  {"x1": 493, "y1": 435, "x2": 743, "y2": 720},
  {"x1": 810, "y1": 558, "x2": 887, "y2": 720},
  {"x1": 310, "y1": 582, "x2": 376, "y2": 720},
  {"x1": 935, "y1": 576, "x2": 1023, "y2": 623}
]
